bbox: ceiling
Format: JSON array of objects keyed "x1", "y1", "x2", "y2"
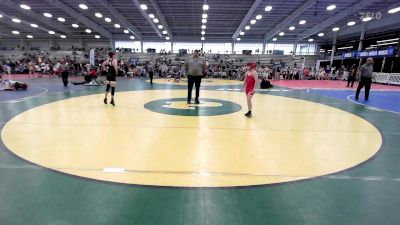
[{"x1": 0, "y1": 0, "x2": 399, "y2": 43}]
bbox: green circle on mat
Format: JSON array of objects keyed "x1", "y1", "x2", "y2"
[{"x1": 144, "y1": 98, "x2": 242, "y2": 116}]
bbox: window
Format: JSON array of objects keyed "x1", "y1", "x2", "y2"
[
  {"x1": 308, "y1": 44, "x2": 317, "y2": 55},
  {"x1": 265, "y1": 43, "x2": 294, "y2": 55},
  {"x1": 143, "y1": 42, "x2": 171, "y2": 53},
  {"x1": 296, "y1": 44, "x2": 308, "y2": 55},
  {"x1": 114, "y1": 41, "x2": 141, "y2": 52},
  {"x1": 296, "y1": 44, "x2": 317, "y2": 55},
  {"x1": 234, "y1": 43, "x2": 263, "y2": 54},
  {"x1": 203, "y1": 43, "x2": 232, "y2": 53},
  {"x1": 173, "y1": 42, "x2": 202, "y2": 53}
]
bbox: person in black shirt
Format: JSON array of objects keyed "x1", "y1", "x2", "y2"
[
  {"x1": 347, "y1": 64, "x2": 357, "y2": 88},
  {"x1": 101, "y1": 52, "x2": 118, "y2": 106},
  {"x1": 59, "y1": 59, "x2": 70, "y2": 87}
]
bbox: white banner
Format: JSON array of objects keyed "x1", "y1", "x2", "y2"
[{"x1": 89, "y1": 49, "x2": 95, "y2": 65}]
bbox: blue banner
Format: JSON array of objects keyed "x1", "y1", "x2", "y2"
[
  {"x1": 358, "y1": 51, "x2": 369, "y2": 57},
  {"x1": 342, "y1": 52, "x2": 354, "y2": 58},
  {"x1": 368, "y1": 51, "x2": 378, "y2": 57},
  {"x1": 343, "y1": 47, "x2": 395, "y2": 58}
]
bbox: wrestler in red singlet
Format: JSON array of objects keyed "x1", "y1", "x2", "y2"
[{"x1": 242, "y1": 62, "x2": 258, "y2": 117}]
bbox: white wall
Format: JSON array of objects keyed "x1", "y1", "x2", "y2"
[{"x1": 0, "y1": 40, "x2": 111, "y2": 51}]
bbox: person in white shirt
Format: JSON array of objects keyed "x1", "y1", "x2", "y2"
[{"x1": 185, "y1": 50, "x2": 207, "y2": 104}]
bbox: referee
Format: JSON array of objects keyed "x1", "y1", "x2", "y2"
[
  {"x1": 355, "y1": 58, "x2": 374, "y2": 101},
  {"x1": 185, "y1": 50, "x2": 207, "y2": 104},
  {"x1": 60, "y1": 59, "x2": 70, "y2": 87}
]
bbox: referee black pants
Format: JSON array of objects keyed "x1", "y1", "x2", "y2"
[
  {"x1": 149, "y1": 71, "x2": 154, "y2": 84},
  {"x1": 355, "y1": 77, "x2": 372, "y2": 100},
  {"x1": 187, "y1": 75, "x2": 202, "y2": 102},
  {"x1": 61, "y1": 72, "x2": 69, "y2": 87}
]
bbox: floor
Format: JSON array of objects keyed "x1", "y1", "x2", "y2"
[{"x1": 1, "y1": 76, "x2": 400, "y2": 225}]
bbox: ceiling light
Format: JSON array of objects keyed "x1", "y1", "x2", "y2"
[
  {"x1": 105, "y1": 18, "x2": 112, "y2": 22},
  {"x1": 289, "y1": 26, "x2": 295, "y2": 30},
  {"x1": 20, "y1": 4, "x2": 31, "y2": 10},
  {"x1": 236, "y1": 37, "x2": 241, "y2": 41},
  {"x1": 202, "y1": 19, "x2": 207, "y2": 23},
  {"x1": 149, "y1": 14, "x2": 155, "y2": 19},
  {"x1": 265, "y1": 5, "x2": 272, "y2": 11},
  {"x1": 279, "y1": 32, "x2": 284, "y2": 36},
  {"x1": 374, "y1": 41, "x2": 399, "y2": 46},
  {"x1": 326, "y1": 4, "x2": 336, "y2": 11},
  {"x1": 201, "y1": 37, "x2": 205, "y2": 41},
  {"x1": 318, "y1": 32, "x2": 324, "y2": 37},
  {"x1": 377, "y1": 38, "x2": 399, "y2": 43},
  {"x1": 388, "y1": 7, "x2": 400, "y2": 14},
  {"x1": 245, "y1": 26, "x2": 250, "y2": 30},
  {"x1": 0, "y1": 14, "x2": 3, "y2": 18},
  {"x1": 124, "y1": 29, "x2": 129, "y2": 33},
  {"x1": 140, "y1": 4, "x2": 147, "y2": 10},
  {"x1": 27, "y1": 35, "x2": 33, "y2": 38},
  {"x1": 57, "y1": 17, "x2": 65, "y2": 22},
  {"x1": 48, "y1": 31, "x2": 55, "y2": 34},
  {"x1": 30, "y1": 24, "x2": 38, "y2": 28},
  {"x1": 240, "y1": 31, "x2": 245, "y2": 35},
  {"x1": 203, "y1": 4, "x2": 209, "y2": 10},
  {"x1": 202, "y1": 14, "x2": 208, "y2": 19},
  {"x1": 337, "y1": 46, "x2": 353, "y2": 50},
  {"x1": 347, "y1": 21, "x2": 356, "y2": 26},
  {"x1": 362, "y1": 17, "x2": 372, "y2": 22},
  {"x1": 299, "y1": 20, "x2": 306, "y2": 25},
  {"x1": 95, "y1": 35, "x2": 100, "y2": 39},
  {"x1": 12, "y1": 31, "x2": 20, "y2": 35},
  {"x1": 201, "y1": 31, "x2": 205, "y2": 35},
  {"x1": 60, "y1": 35, "x2": 66, "y2": 39},
  {"x1": 256, "y1": 15, "x2": 262, "y2": 20},
  {"x1": 130, "y1": 36, "x2": 135, "y2": 39},
  {"x1": 153, "y1": 18, "x2": 159, "y2": 23},
  {"x1": 332, "y1": 27, "x2": 340, "y2": 31},
  {"x1": 79, "y1": 4, "x2": 88, "y2": 10},
  {"x1": 114, "y1": 24, "x2": 121, "y2": 28},
  {"x1": 201, "y1": 25, "x2": 206, "y2": 29},
  {"x1": 72, "y1": 24, "x2": 79, "y2": 28},
  {"x1": 158, "y1": 25, "x2": 163, "y2": 29},
  {"x1": 308, "y1": 38, "x2": 314, "y2": 42},
  {"x1": 95, "y1": 13, "x2": 102, "y2": 18},
  {"x1": 43, "y1": 13, "x2": 52, "y2": 18},
  {"x1": 166, "y1": 37, "x2": 170, "y2": 40},
  {"x1": 85, "y1": 29, "x2": 92, "y2": 33},
  {"x1": 250, "y1": 20, "x2": 256, "y2": 24},
  {"x1": 272, "y1": 38, "x2": 277, "y2": 41},
  {"x1": 162, "y1": 30, "x2": 167, "y2": 34},
  {"x1": 12, "y1": 18, "x2": 21, "y2": 23}
]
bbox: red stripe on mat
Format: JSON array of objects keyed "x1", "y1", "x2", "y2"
[{"x1": 270, "y1": 80, "x2": 400, "y2": 91}]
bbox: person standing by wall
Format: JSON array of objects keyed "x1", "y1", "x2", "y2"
[
  {"x1": 185, "y1": 50, "x2": 207, "y2": 104},
  {"x1": 102, "y1": 52, "x2": 118, "y2": 106},
  {"x1": 59, "y1": 59, "x2": 70, "y2": 87},
  {"x1": 325, "y1": 65, "x2": 331, "y2": 80},
  {"x1": 355, "y1": 58, "x2": 374, "y2": 101},
  {"x1": 28, "y1": 61, "x2": 36, "y2": 78},
  {"x1": 148, "y1": 61, "x2": 154, "y2": 84},
  {"x1": 347, "y1": 64, "x2": 357, "y2": 88}
]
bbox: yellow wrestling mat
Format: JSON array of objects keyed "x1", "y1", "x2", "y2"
[
  {"x1": 147, "y1": 78, "x2": 244, "y2": 86},
  {"x1": 1, "y1": 90, "x2": 382, "y2": 187}
]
